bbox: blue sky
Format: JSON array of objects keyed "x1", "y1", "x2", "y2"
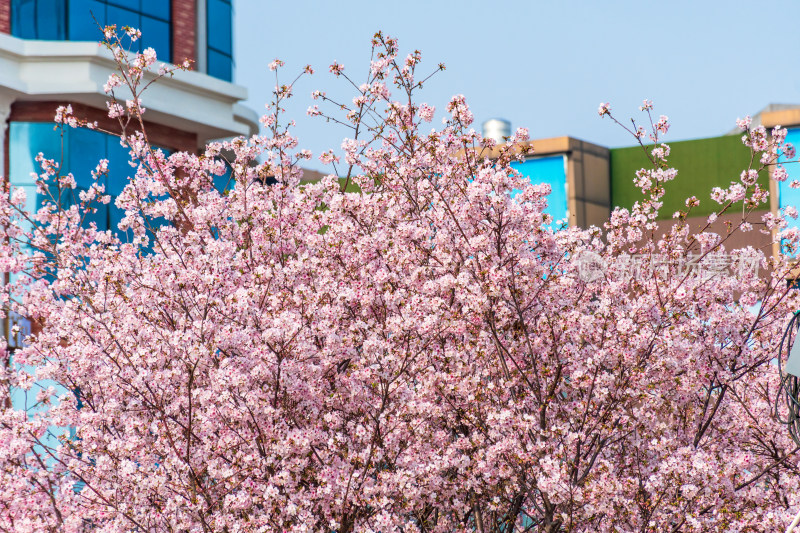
[{"x1": 234, "y1": 1, "x2": 800, "y2": 172}]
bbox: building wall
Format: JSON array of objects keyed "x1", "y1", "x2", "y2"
[
  {"x1": 172, "y1": 0, "x2": 196, "y2": 66},
  {"x1": 513, "y1": 136, "x2": 611, "y2": 228},
  {"x1": 0, "y1": 0, "x2": 233, "y2": 79},
  {"x1": 0, "y1": 1, "x2": 9, "y2": 34},
  {"x1": 10, "y1": 101, "x2": 198, "y2": 152},
  {"x1": 479, "y1": 136, "x2": 611, "y2": 228},
  {"x1": 7, "y1": 99, "x2": 199, "y2": 200},
  {"x1": 649, "y1": 211, "x2": 773, "y2": 254},
  {"x1": 565, "y1": 138, "x2": 611, "y2": 228},
  {"x1": 610, "y1": 134, "x2": 768, "y2": 220},
  {"x1": 0, "y1": 0, "x2": 252, "y2": 421},
  {"x1": 762, "y1": 110, "x2": 800, "y2": 257},
  {"x1": 0, "y1": 0, "x2": 255, "y2": 241}
]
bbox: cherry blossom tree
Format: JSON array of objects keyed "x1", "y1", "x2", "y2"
[{"x1": 1, "y1": 28, "x2": 800, "y2": 532}]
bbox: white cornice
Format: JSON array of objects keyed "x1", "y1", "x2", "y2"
[{"x1": 0, "y1": 33, "x2": 259, "y2": 146}]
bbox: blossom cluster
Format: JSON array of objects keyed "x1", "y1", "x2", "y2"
[{"x1": 0, "y1": 28, "x2": 798, "y2": 533}]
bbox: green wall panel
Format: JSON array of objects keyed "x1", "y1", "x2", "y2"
[{"x1": 610, "y1": 134, "x2": 767, "y2": 219}]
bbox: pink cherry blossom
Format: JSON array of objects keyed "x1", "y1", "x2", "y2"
[{"x1": 0, "y1": 28, "x2": 799, "y2": 533}]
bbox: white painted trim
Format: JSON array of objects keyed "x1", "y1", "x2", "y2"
[
  {"x1": 0, "y1": 33, "x2": 258, "y2": 146},
  {"x1": 233, "y1": 103, "x2": 260, "y2": 136}
]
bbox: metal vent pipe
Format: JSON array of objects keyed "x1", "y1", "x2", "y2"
[{"x1": 482, "y1": 118, "x2": 511, "y2": 144}]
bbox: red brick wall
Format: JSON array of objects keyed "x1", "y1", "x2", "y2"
[
  {"x1": 9, "y1": 101, "x2": 198, "y2": 152},
  {"x1": 171, "y1": 0, "x2": 196, "y2": 68},
  {"x1": 0, "y1": 0, "x2": 10, "y2": 34}
]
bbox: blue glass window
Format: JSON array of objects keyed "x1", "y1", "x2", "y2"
[
  {"x1": 139, "y1": 15, "x2": 170, "y2": 58},
  {"x1": 7, "y1": 123, "x2": 173, "y2": 440},
  {"x1": 11, "y1": 0, "x2": 67, "y2": 40},
  {"x1": 66, "y1": 0, "x2": 106, "y2": 41},
  {"x1": 68, "y1": 0, "x2": 172, "y2": 60},
  {"x1": 778, "y1": 129, "x2": 800, "y2": 254},
  {"x1": 8, "y1": 122, "x2": 150, "y2": 240},
  {"x1": 212, "y1": 159, "x2": 234, "y2": 193},
  {"x1": 510, "y1": 155, "x2": 569, "y2": 227},
  {"x1": 207, "y1": 0, "x2": 233, "y2": 81},
  {"x1": 12, "y1": 0, "x2": 171, "y2": 63},
  {"x1": 780, "y1": 129, "x2": 800, "y2": 210},
  {"x1": 108, "y1": 0, "x2": 138, "y2": 10}
]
